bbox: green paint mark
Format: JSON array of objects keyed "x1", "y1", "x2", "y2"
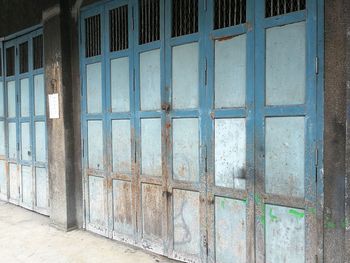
[
  {"x1": 221, "y1": 199, "x2": 225, "y2": 209},
  {"x1": 269, "y1": 208, "x2": 278, "y2": 222},
  {"x1": 242, "y1": 198, "x2": 247, "y2": 204},
  {"x1": 288, "y1": 209, "x2": 305, "y2": 219}
]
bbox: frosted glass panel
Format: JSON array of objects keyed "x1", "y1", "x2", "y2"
[
  {"x1": 35, "y1": 122, "x2": 46, "y2": 162},
  {"x1": 0, "y1": 121, "x2": 5, "y2": 155},
  {"x1": 112, "y1": 120, "x2": 131, "y2": 174},
  {"x1": 265, "y1": 117, "x2": 305, "y2": 197},
  {"x1": 266, "y1": 205, "x2": 305, "y2": 263},
  {"x1": 172, "y1": 43, "x2": 198, "y2": 109},
  {"x1": 20, "y1": 78, "x2": 30, "y2": 117},
  {"x1": 0, "y1": 160, "x2": 6, "y2": 195},
  {"x1": 173, "y1": 118, "x2": 199, "y2": 182},
  {"x1": 140, "y1": 49, "x2": 161, "y2": 111},
  {"x1": 7, "y1": 81, "x2": 16, "y2": 118},
  {"x1": 88, "y1": 121, "x2": 103, "y2": 170},
  {"x1": 215, "y1": 118, "x2": 246, "y2": 189},
  {"x1": 34, "y1": 74, "x2": 45, "y2": 116},
  {"x1": 111, "y1": 57, "x2": 129, "y2": 112},
  {"x1": 87, "y1": 63, "x2": 102, "y2": 113},
  {"x1": 266, "y1": 22, "x2": 306, "y2": 105},
  {"x1": 8, "y1": 122, "x2": 17, "y2": 159},
  {"x1": 215, "y1": 34, "x2": 246, "y2": 108},
  {"x1": 0, "y1": 81, "x2": 4, "y2": 117},
  {"x1": 141, "y1": 118, "x2": 162, "y2": 176},
  {"x1": 21, "y1": 122, "x2": 31, "y2": 161}
]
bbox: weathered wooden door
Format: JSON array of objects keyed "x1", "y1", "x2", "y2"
[
  {"x1": 0, "y1": 29, "x2": 49, "y2": 215},
  {"x1": 81, "y1": 0, "x2": 321, "y2": 262}
]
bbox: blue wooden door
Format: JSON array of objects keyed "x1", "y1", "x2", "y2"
[{"x1": 1, "y1": 30, "x2": 49, "y2": 215}]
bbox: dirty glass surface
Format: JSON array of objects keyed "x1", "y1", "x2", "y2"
[
  {"x1": 87, "y1": 63, "x2": 102, "y2": 113},
  {"x1": 140, "y1": 49, "x2": 161, "y2": 111},
  {"x1": 7, "y1": 81, "x2": 16, "y2": 118},
  {"x1": 141, "y1": 118, "x2": 162, "y2": 177},
  {"x1": 111, "y1": 57, "x2": 130, "y2": 112},
  {"x1": 172, "y1": 43, "x2": 199, "y2": 109},
  {"x1": 8, "y1": 122, "x2": 17, "y2": 159},
  {"x1": 21, "y1": 122, "x2": 31, "y2": 161},
  {"x1": 35, "y1": 122, "x2": 46, "y2": 162},
  {"x1": 266, "y1": 22, "x2": 306, "y2": 105},
  {"x1": 34, "y1": 74, "x2": 45, "y2": 116},
  {"x1": 88, "y1": 176, "x2": 106, "y2": 227},
  {"x1": 36, "y1": 167, "x2": 48, "y2": 208},
  {"x1": 20, "y1": 78, "x2": 30, "y2": 117},
  {"x1": 21, "y1": 165, "x2": 32, "y2": 206},
  {"x1": 173, "y1": 118, "x2": 199, "y2": 182},
  {"x1": 215, "y1": 118, "x2": 246, "y2": 189},
  {"x1": 215, "y1": 34, "x2": 246, "y2": 108},
  {"x1": 112, "y1": 120, "x2": 131, "y2": 174},
  {"x1": 265, "y1": 204, "x2": 305, "y2": 263},
  {"x1": 265, "y1": 117, "x2": 305, "y2": 198},
  {"x1": 87, "y1": 121, "x2": 103, "y2": 170},
  {"x1": 113, "y1": 180, "x2": 133, "y2": 235}
]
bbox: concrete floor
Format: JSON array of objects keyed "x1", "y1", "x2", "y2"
[{"x1": 0, "y1": 201, "x2": 173, "y2": 263}]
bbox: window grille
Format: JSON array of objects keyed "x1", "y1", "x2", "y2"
[
  {"x1": 214, "y1": 0, "x2": 246, "y2": 30},
  {"x1": 85, "y1": 15, "x2": 101, "y2": 57},
  {"x1": 110, "y1": 5, "x2": 129, "y2": 52},
  {"x1": 33, "y1": 35, "x2": 43, "y2": 69},
  {"x1": 6, "y1": 47, "x2": 15, "y2": 77},
  {"x1": 19, "y1": 42, "x2": 29, "y2": 74},
  {"x1": 172, "y1": 0, "x2": 198, "y2": 37},
  {"x1": 139, "y1": 0, "x2": 160, "y2": 44},
  {"x1": 265, "y1": 0, "x2": 306, "y2": 17}
]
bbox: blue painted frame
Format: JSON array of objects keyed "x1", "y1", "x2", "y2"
[{"x1": 2, "y1": 27, "x2": 48, "y2": 215}]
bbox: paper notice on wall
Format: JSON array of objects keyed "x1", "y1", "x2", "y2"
[{"x1": 48, "y1": 93, "x2": 59, "y2": 119}]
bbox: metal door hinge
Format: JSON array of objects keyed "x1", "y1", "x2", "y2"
[
  {"x1": 202, "y1": 145, "x2": 208, "y2": 173},
  {"x1": 315, "y1": 57, "x2": 319, "y2": 75},
  {"x1": 82, "y1": 139, "x2": 84, "y2": 158},
  {"x1": 134, "y1": 143, "x2": 137, "y2": 163},
  {"x1": 315, "y1": 147, "x2": 318, "y2": 167},
  {"x1": 205, "y1": 58, "x2": 208, "y2": 86}
]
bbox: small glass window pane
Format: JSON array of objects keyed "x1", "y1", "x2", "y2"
[
  {"x1": 87, "y1": 63, "x2": 102, "y2": 113},
  {"x1": 265, "y1": 117, "x2": 305, "y2": 197},
  {"x1": 35, "y1": 122, "x2": 46, "y2": 162},
  {"x1": 173, "y1": 118, "x2": 199, "y2": 182},
  {"x1": 141, "y1": 118, "x2": 162, "y2": 176},
  {"x1": 20, "y1": 78, "x2": 30, "y2": 117},
  {"x1": 0, "y1": 82, "x2": 4, "y2": 117},
  {"x1": 215, "y1": 34, "x2": 246, "y2": 108},
  {"x1": 34, "y1": 74, "x2": 45, "y2": 116},
  {"x1": 21, "y1": 122, "x2": 31, "y2": 161},
  {"x1": 0, "y1": 121, "x2": 5, "y2": 155},
  {"x1": 266, "y1": 22, "x2": 306, "y2": 105},
  {"x1": 111, "y1": 57, "x2": 129, "y2": 112},
  {"x1": 172, "y1": 43, "x2": 199, "y2": 109},
  {"x1": 7, "y1": 81, "x2": 16, "y2": 118},
  {"x1": 140, "y1": 49, "x2": 161, "y2": 111},
  {"x1": 88, "y1": 121, "x2": 103, "y2": 170},
  {"x1": 8, "y1": 122, "x2": 17, "y2": 159}
]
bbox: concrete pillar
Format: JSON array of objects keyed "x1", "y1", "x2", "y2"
[{"x1": 43, "y1": 3, "x2": 76, "y2": 231}]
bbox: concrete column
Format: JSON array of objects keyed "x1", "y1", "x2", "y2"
[{"x1": 43, "y1": 3, "x2": 76, "y2": 231}]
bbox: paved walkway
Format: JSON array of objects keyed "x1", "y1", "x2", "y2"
[{"x1": 0, "y1": 201, "x2": 173, "y2": 263}]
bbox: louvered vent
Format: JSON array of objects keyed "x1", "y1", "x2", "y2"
[
  {"x1": 139, "y1": 0, "x2": 160, "y2": 44},
  {"x1": 33, "y1": 35, "x2": 43, "y2": 69},
  {"x1": 19, "y1": 42, "x2": 29, "y2": 74},
  {"x1": 214, "y1": 0, "x2": 246, "y2": 29},
  {"x1": 6, "y1": 47, "x2": 15, "y2": 77},
  {"x1": 85, "y1": 14, "x2": 101, "y2": 57},
  {"x1": 266, "y1": 0, "x2": 306, "y2": 17},
  {"x1": 110, "y1": 5, "x2": 129, "y2": 52},
  {"x1": 172, "y1": 0, "x2": 198, "y2": 37}
]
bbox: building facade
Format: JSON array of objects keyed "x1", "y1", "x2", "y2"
[{"x1": 0, "y1": 0, "x2": 349, "y2": 262}]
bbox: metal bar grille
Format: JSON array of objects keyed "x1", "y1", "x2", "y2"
[
  {"x1": 85, "y1": 14, "x2": 101, "y2": 57},
  {"x1": 19, "y1": 42, "x2": 29, "y2": 74},
  {"x1": 110, "y1": 6, "x2": 129, "y2": 52},
  {"x1": 139, "y1": 0, "x2": 160, "y2": 44},
  {"x1": 6, "y1": 47, "x2": 15, "y2": 77},
  {"x1": 33, "y1": 35, "x2": 44, "y2": 69},
  {"x1": 172, "y1": 0, "x2": 198, "y2": 37},
  {"x1": 214, "y1": 0, "x2": 246, "y2": 29},
  {"x1": 265, "y1": 0, "x2": 306, "y2": 17}
]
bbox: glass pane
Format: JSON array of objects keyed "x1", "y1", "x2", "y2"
[
  {"x1": 265, "y1": 205, "x2": 305, "y2": 263},
  {"x1": 112, "y1": 120, "x2": 131, "y2": 174},
  {"x1": 173, "y1": 118, "x2": 199, "y2": 182},
  {"x1": 0, "y1": 81, "x2": 4, "y2": 117},
  {"x1": 140, "y1": 49, "x2": 161, "y2": 110},
  {"x1": 215, "y1": 118, "x2": 246, "y2": 189},
  {"x1": 34, "y1": 74, "x2": 45, "y2": 116},
  {"x1": 111, "y1": 57, "x2": 129, "y2": 112},
  {"x1": 35, "y1": 122, "x2": 46, "y2": 162},
  {"x1": 215, "y1": 34, "x2": 246, "y2": 108},
  {"x1": 266, "y1": 22, "x2": 306, "y2": 105},
  {"x1": 8, "y1": 122, "x2": 16, "y2": 159},
  {"x1": 0, "y1": 160, "x2": 6, "y2": 195},
  {"x1": 87, "y1": 121, "x2": 103, "y2": 170},
  {"x1": 36, "y1": 167, "x2": 48, "y2": 209},
  {"x1": 20, "y1": 78, "x2": 30, "y2": 117},
  {"x1": 215, "y1": 197, "x2": 246, "y2": 263},
  {"x1": 7, "y1": 81, "x2": 16, "y2": 118},
  {"x1": 172, "y1": 43, "x2": 198, "y2": 109},
  {"x1": 87, "y1": 63, "x2": 102, "y2": 113},
  {"x1": 141, "y1": 118, "x2": 162, "y2": 176},
  {"x1": 265, "y1": 117, "x2": 305, "y2": 197},
  {"x1": 173, "y1": 189, "x2": 200, "y2": 256},
  {"x1": 21, "y1": 122, "x2": 31, "y2": 161},
  {"x1": 0, "y1": 121, "x2": 5, "y2": 155}
]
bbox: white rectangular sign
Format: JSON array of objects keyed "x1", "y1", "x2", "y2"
[{"x1": 48, "y1": 93, "x2": 60, "y2": 119}]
